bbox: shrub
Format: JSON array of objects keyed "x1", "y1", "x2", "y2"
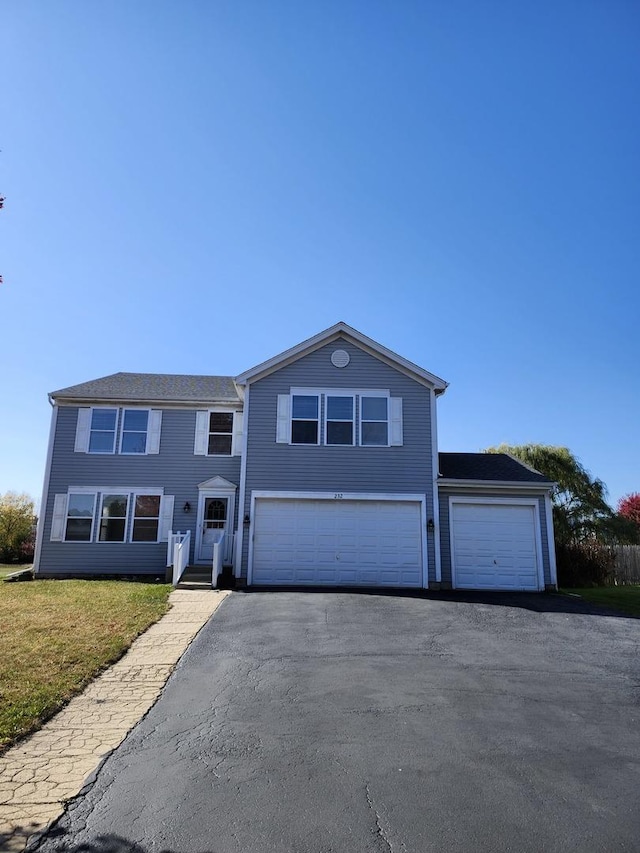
[{"x1": 556, "y1": 542, "x2": 616, "y2": 588}]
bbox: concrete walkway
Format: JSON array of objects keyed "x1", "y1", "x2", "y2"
[{"x1": 0, "y1": 588, "x2": 230, "y2": 852}]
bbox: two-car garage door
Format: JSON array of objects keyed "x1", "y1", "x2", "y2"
[
  {"x1": 450, "y1": 501, "x2": 542, "y2": 591},
  {"x1": 251, "y1": 497, "x2": 424, "y2": 587}
]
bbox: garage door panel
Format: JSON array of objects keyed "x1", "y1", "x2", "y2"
[
  {"x1": 252, "y1": 498, "x2": 423, "y2": 587},
  {"x1": 452, "y1": 502, "x2": 540, "y2": 591}
]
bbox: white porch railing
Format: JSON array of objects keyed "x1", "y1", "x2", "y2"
[
  {"x1": 223, "y1": 532, "x2": 235, "y2": 566},
  {"x1": 169, "y1": 530, "x2": 191, "y2": 587},
  {"x1": 211, "y1": 531, "x2": 225, "y2": 589}
]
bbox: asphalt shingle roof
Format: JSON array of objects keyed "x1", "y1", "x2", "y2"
[
  {"x1": 51, "y1": 373, "x2": 240, "y2": 403},
  {"x1": 438, "y1": 452, "x2": 551, "y2": 483}
]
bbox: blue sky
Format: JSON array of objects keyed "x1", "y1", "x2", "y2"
[{"x1": 1, "y1": 0, "x2": 639, "y2": 511}]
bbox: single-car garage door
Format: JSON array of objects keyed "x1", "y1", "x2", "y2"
[
  {"x1": 451, "y1": 501, "x2": 542, "y2": 591},
  {"x1": 251, "y1": 497, "x2": 424, "y2": 587}
]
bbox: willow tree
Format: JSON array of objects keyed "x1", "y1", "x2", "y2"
[{"x1": 484, "y1": 444, "x2": 630, "y2": 545}]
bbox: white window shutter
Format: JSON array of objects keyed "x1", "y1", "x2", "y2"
[
  {"x1": 50, "y1": 494, "x2": 68, "y2": 541},
  {"x1": 276, "y1": 395, "x2": 291, "y2": 443},
  {"x1": 232, "y1": 411, "x2": 244, "y2": 456},
  {"x1": 194, "y1": 411, "x2": 209, "y2": 455},
  {"x1": 158, "y1": 495, "x2": 175, "y2": 542},
  {"x1": 147, "y1": 410, "x2": 162, "y2": 454},
  {"x1": 74, "y1": 408, "x2": 91, "y2": 453},
  {"x1": 389, "y1": 398, "x2": 403, "y2": 446}
]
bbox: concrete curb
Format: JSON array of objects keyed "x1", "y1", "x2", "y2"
[{"x1": 0, "y1": 589, "x2": 230, "y2": 852}]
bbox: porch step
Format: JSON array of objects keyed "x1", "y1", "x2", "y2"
[{"x1": 178, "y1": 565, "x2": 213, "y2": 584}]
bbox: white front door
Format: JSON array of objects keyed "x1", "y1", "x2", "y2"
[{"x1": 197, "y1": 496, "x2": 229, "y2": 563}]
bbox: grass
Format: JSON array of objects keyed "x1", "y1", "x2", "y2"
[
  {"x1": 0, "y1": 578, "x2": 172, "y2": 751},
  {"x1": 0, "y1": 563, "x2": 28, "y2": 579},
  {"x1": 561, "y1": 585, "x2": 640, "y2": 617}
]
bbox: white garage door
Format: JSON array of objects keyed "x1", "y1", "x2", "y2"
[
  {"x1": 251, "y1": 498, "x2": 424, "y2": 587},
  {"x1": 451, "y1": 502, "x2": 541, "y2": 591}
]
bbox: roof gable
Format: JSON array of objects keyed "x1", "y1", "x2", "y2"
[{"x1": 235, "y1": 322, "x2": 448, "y2": 391}]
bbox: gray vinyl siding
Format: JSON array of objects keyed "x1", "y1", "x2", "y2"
[
  {"x1": 242, "y1": 340, "x2": 436, "y2": 582},
  {"x1": 438, "y1": 488, "x2": 552, "y2": 586},
  {"x1": 38, "y1": 406, "x2": 241, "y2": 577}
]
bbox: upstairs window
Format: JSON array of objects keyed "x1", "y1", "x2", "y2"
[
  {"x1": 326, "y1": 396, "x2": 354, "y2": 445},
  {"x1": 120, "y1": 410, "x2": 149, "y2": 454},
  {"x1": 291, "y1": 395, "x2": 319, "y2": 444},
  {"x1": 361, "y1": 397, "x2": 388, "y2": 446},
  {"x1": 76, "y1": 408, "x2": 161, "y2": 455},
  {"x1": 88, "y1": 409, "x2": 118, "y2": 453},
  {"x1": 208, "y1": 413, "x2": 234, "y2": 455}
]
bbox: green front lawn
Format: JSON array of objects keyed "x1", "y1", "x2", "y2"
[
  {"x1": 0, "y1": 579, "x2": 172, "y2": 751},
  {"x1": 561, "y1": 585, "x2": 640, "y2": 617}
]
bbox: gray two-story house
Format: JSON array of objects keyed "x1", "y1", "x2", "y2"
[{"x1": 34, "y1": 323, "x2": 557, "y2": 591}]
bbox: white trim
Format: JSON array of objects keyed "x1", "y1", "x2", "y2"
[
  {"x1": 62, "y1": 491, "x2": 97, "y2": 543},
  {"x1": 448, "y1": 496, "x2": 545, "y2": 591},
  {"x1": 235, "y1": 322, "x2": 449, "y2": 392},
  {"x1": 118, "y1": 407, "x2": 152, "y2": 455},
  {"x1": 235, "y1": 385, "x2": 250, "y2": 578},
  {"x1": 68, "y1": 485, "x2": 164, "y2": 495},
  {"x1": 97, "y1": 492, "x2": 131, "y2": 543},
  {"x1": 247, "y1": 491, "x2": 428, "y2": 587},
  {"x1": 430, "y1": 390, "x2": 442, "y2": 583},
  {"x1": 290, "y1": 391, "x2": 320, "y2": 446},
  {"x1": 544, "y1": 492, "x2": 558, "y2": 587},
  {"x1": 33, "y1": 404, "x2": 59, "y2": 574},
  {"x1": 86, "y1": 406, "x2": 118, "y2": 454},
  {"x1": 197, "y1": 475, "x2": 237, "y2": 491},
  {"x1": 195, "y1": 484, "x2": 237, "y2": 565},
  {"x1": 194, "y1": 409, "x2": 237, "y2": 457},
  {"x1": 324, "y1": 393, "x2": 355, "y2": 447},
  {"x1": 438, "y1": 479, "x2": 553, "y2": 491}
]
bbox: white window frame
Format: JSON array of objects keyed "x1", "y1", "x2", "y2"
[
  {"x1": 58, "y1": 486, "x2": 165, "y2": 544},
  {"x1": 118, "y1": 408, "x2": 151, "y2": 455},
  {"x1": 287, "y1": 388, "x2": 393, "y2": 448},
  {"x1": 207, "y1": 411, "x2": 235, "y2": 456},
  {"x1": 78, "y1": 407, "x2": 161, "y2": 455},
  {"x1": 290, "y1": 392, "x2": 321, "y2": 446},
  {"x1": 359, "y1": 393, "x2": 390, "y2": 448},
  {"x1": 324, "y1": 393, "x2": 355, "y2": 447},
  {"x1": 64, "y1": 491, "x2": 97, "y2": 543},
  {"x1": 88, "y1": 407, "x2": 119, "y2": 454},
  {"x1": 97, "y1": 492, "x2": 131, "y2": 543},
  {"x1": 130, "y1": 492, "x2": 163, "y2": 544}
]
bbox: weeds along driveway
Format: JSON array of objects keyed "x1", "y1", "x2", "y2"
[{"x1": 37, "y1": 591, "x2": 640, "y2": 853}]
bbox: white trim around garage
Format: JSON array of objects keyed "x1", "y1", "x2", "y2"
[
  {"x1": 449, "y1": 496, "x2": 545, "y2": 591},
  {"x1": 544, "y1": 492, "x2": 558, "y2": 588},
  {"x1": 247, "y1": 491, "x2": 429, "y2": 588}
]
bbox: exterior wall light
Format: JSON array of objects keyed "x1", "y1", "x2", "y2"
[{"x1": 183, "y1": 502, "x2": 191, "y2": 513}]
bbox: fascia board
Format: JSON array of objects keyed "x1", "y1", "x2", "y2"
[
  {"x1": 52, "y1": 397, "x2": 242, "y2": 409},
  {"x1": 235, "y1": 321, "x2": 449, "y2": 391},
  {"x1": 437, "y1": 478, "x2": 555, "y2": 491}
]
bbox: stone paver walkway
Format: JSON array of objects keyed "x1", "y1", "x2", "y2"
[{"x1": 0, "y1": 588, "x2": 230, "y2": 852}]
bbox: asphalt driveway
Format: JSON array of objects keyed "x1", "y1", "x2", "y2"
[{"x1": 37, "y1": 591, "x2": 640, "y2": 853}]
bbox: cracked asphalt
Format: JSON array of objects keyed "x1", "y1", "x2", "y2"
[{"x1": 34, "y1": 591, "x2": 640, "y2": 853}]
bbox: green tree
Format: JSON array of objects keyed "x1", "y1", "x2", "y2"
[
  {"x1": 484, "y1": 444, "x2": 632, "y2": 545},
  {"x1": 0, "y1": 492, "x2": 36, "y2": 562}
]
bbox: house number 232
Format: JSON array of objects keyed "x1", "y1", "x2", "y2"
[{"x1": 334, "y1": 493, "x2": 344, "y2": 499}]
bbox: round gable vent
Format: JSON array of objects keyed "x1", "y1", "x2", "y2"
[{"x1": 331, "y1": 349, "x2": 350, "y2": 368}]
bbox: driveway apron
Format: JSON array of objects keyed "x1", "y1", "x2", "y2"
[{"x1": 34, "y1": 591, "x2": 640, "y2": 853}]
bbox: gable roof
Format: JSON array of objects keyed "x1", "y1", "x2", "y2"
[
  {"x1": 50, "y1": 373, "x2": 241, "y2": 404},
  {"x1": 235, "y1": 321, "x2": 449, "y2": 392},
  {"x1": 438, "y1": 453, "x2": 552, "y2": 484}
]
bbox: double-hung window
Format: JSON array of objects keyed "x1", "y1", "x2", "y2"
[
  {"x1": 99, "y1": 494, "x2": 129, "y2": 542},
  {"x1": 51, "y1": 488, "x2": 169, "y2": 543},
  {"x1": 208, "y1": 413, "x2": 234, "y2": 455},
  {"x1": 76, "y1": 408, "x2": 161, "y2": 455},
  {"x1": 65, "y1": 493, "x2": 96, "y2": 541},
  {"x1": 360, "y1": 396, "x2": 388, "y2": 446},
  {"x1": 88, "y1": 409, "x2": 118, "y2": 453},
  {"x1": 325, "y1": 395, "x2": 354, "y2": 445},
  {"x1": 291, "y1": 395, "x2": 319, "y2": 444},
  {"x1": 277, "y1": 390, "x2": 401, "y2": 447}
]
